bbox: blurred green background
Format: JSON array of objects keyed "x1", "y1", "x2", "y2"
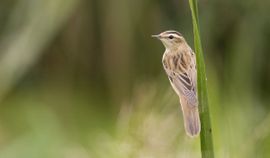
[{"x1": 0, "y1": 0, "x2": 270, "y2": 157}]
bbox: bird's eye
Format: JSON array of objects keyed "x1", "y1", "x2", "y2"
[{"x1": 169, "y1": 35, "x2": 174, "y2": 39}]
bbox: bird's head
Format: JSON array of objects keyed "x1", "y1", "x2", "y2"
[{"x1": 152, "y1": 30, "x2": 185, "y2": 50}]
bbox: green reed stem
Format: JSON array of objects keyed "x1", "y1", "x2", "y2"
[{"x1": 187, "y1": 0, "x2": 215, "y2": 157}]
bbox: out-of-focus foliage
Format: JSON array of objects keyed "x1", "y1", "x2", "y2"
[{"x1": 0, "y1": 0, "x2": 269, "y2": 158}]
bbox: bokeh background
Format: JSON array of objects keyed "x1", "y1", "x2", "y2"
[{"x1": 0, "y1": 0, "x2": 270, "y2": 157}]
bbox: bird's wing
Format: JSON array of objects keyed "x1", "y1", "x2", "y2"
[
  {"x1": 170, "y1": 70, "x2": 197, "y2": 107},
  {"x1": 163, "y1": 52, "x2": 197, "y2": 107}
]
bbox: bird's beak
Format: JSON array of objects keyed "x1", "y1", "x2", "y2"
[{"x1": 151, "y1": 34, "x2": 161, "y2": 39}]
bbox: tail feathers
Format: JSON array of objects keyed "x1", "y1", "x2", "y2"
[{"x1": 180, "y1": 98, "x2": 200, "y2": 137}]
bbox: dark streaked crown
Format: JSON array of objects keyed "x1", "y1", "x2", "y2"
[{"x1": 163, "y1": 30, "x2": 182, "y2": 37}]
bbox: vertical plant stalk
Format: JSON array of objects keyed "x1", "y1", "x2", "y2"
[{"x1": 188, "y1": 0, "x2": 215, "y2": 157}]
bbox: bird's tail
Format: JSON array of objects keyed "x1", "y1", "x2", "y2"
[{"x1": 180, "y1": 97, "x2": 200, "y2": 137}]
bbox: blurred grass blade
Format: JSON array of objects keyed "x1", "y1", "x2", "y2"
[
  {"x1": 188, "y1": 0, "x2": 215, "y2": 157},
  {"x1": 0, "y1": 0, "x2": 79, "y2": 101}
]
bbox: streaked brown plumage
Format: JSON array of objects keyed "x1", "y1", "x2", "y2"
[{"x1": 152, "y1": 30, "x2": 200, "y2": 137}]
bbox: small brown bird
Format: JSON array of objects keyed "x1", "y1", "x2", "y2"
[{"x1": 152, "y1": 30, "x2": 200, "y2": 137}]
